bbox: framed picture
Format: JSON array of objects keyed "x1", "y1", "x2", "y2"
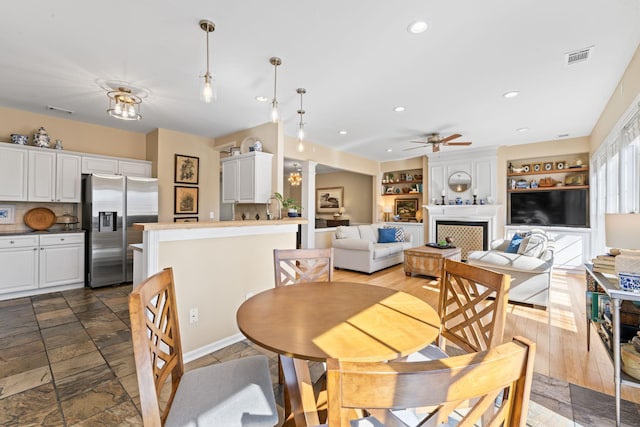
[
  {"x1": 174, "y1": 154, "x2": 199, "y2": 184},
  {"x1": 174, "y1": 186, "x2": 199, "y2": 214},
  {"x1": 0, "y1": 204, "x2": 16, "y2": 224},
  {"x1": 395, "y1": 198, "x2": 419, "y2": 219},
  {"x1": 174, "y1": 216, "x2": 199, "y2": 223},
  {"x1": 316, "y1": 187, "x2": 344, "y2": 213}
]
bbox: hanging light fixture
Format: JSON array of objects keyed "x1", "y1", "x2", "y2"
[
  {"x1": 269, "y1": 57, "x2": 282, "y2": 122},
  {"x1": 296, "y1": 88, "x2": 306, "y2": 152},
  {"x1": 106, "y1": 87, "x2": 142, "y2": 121},
  {"x1": 199, "y1": 19, "x2": 216, "y2": 103},
  {"x1": 288, "y1": 163, "x2": 302, "y2": 186}
]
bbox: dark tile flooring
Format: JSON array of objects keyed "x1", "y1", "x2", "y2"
[{"x1": 1, "y1": 284, "x2": 639, "y2": 426}]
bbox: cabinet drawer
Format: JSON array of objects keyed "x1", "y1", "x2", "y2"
[
  {"x1": 0, "y1": 235, "x2": 39, "y2": 249},
  {"x1": 40, "y1": 233, "x2": 84, "y2": 246}
]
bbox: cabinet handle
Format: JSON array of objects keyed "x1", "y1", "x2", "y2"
[
  {"x1": 9, "y1": 240, "x2": 14, "y2": 244},
  {"x1": 33, "y1": 248, "x2": 37, "y2": 251},
  {"x1": 60, "y1": 238, "x2": 65, "y2": 241},
  {"x1": 41, "y1": 248, "x2": 44, "y2": 251}
]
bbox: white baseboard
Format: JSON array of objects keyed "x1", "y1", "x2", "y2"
[{"x1": 183, "y1": 333, "x2": 246, "y2": 364}]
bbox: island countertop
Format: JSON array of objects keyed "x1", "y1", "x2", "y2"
[{"x1": 133, "y1": 218, "x2": 308, "y2": 231}]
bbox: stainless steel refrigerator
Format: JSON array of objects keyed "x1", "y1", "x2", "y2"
[{"x1": 82, "y1": 174, "x2": 158, "y2": 288}]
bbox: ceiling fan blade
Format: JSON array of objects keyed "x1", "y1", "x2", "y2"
[
  {"x1": 403, "y1": 145, "x2": 426, "y2": 151},
  {"x1": 445, "y1": 142, "x2": 472, "y2": 146},
  {"x1": 440, "y1": 133, "x2": 462, "y2": 143},
  {"x1": 409, "y1": 140, "x2": 429, "y2": 144}
]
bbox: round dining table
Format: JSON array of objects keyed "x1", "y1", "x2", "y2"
[{"x1": 236, "y1": 281, "x2": 441, "y2": 426}]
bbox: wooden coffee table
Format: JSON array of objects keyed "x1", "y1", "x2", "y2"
[{"x1": 404, "y1": 245, "x2": 462, "y2": 277}]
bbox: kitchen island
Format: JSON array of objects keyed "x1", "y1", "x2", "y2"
[{"x1": 133, "y1": 218, "x2": 307, "y2": 361}]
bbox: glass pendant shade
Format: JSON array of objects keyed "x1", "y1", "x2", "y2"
[
  {"x1": 107, "y1": 87, "x2": 142, "y2": 121},
  {"x1": 269, "y1": 57, "x2": 282, "y2": 122}
]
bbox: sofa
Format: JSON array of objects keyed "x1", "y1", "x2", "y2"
[
  {"x1": 332, "y1": 224, "x2": 413, "y2": 274},
  {"x1": 466, "y1": 229, "x2": 555, "y2": 308}
]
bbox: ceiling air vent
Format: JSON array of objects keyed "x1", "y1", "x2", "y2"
[{"x1": 565, "y1": 46, "x2": 593, "y2": 65}]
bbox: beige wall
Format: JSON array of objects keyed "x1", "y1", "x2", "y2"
[
  {"x1": 316, "y1": 171, "x2": 373, "y2": 224},
  {"x1": 591, "y1": 44, "x2": 640, "y2": 152},
  {"x1": 0, "y1": 106, "x2": 146, "y2": 159}
]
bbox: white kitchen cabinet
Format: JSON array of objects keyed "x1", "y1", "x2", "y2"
[
  {"x1": 28, "y1": 150, "x2": 81, "y2": 202},
  {"x1": 221, "y1": 152, "x2": 273, "y2": 203},
  {"x1": 0, "y1": 235, "x2": 38, "y2": 294},
  {"x1": 0, "y1": 144, "x2": 29, "y2": 201},
  {"x1": 39, "y1": 233, "x2": 84, "y2": 288},
  {"x1": 82, "y1": 155, "x2": 152, "y2": 177}
]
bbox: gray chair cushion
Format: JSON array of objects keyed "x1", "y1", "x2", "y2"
[
  {"x1": 165, "y1": 355, "x2": 278, "y2": 427},
  {"x1": 405, "y1": 344, "x2": 448, "y2": 362}
]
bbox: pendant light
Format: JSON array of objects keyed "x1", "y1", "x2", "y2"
[
  {"x1": 296, "y1": 88, "x2": 306, "y2": 152},
  {"x1": 199, "y1": 19, "x2": 216, "y2": 103},
  {"x1": 269, "y1": 57, "x2": 282, "y2": 122}
]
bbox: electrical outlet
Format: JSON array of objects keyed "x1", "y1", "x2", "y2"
[
  {"x1": 189, "y1": 308, "x2": 198, "y2": 324},
  {"x1": 209, "y1": 211, "x2": 215, "y2": 219}
]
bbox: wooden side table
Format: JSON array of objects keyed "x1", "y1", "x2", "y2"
[
  {"x1": 326, "y1": 219, "x2": 349, "y2": 227},
  {"x1": 404, "y1": 246, "x2": 461, "y2": 277}
]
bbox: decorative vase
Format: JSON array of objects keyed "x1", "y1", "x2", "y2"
[
  {"x1": 33, "y1": 127, "x2": 51, "y2": 148},
  {"x1": 54, "y1": 139, "x2": 63, "y2": 150}
]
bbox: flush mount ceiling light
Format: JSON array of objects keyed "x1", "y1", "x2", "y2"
[
  {"x1": 106, "y1": 87, "x2": 142, "y2": 121},
  {"x1": 516, "y1": 127, "x2": 529, "y2": 132},
  {"x1": 270, "y1": 57, "x2": 282, "y2": 122},
  {"x1": 199, "y1": 19, "x2": 216, "y2": 103},
  {"x1": 255, "y1": 96, "x2": 269, "y2": 102},
  {"x1": 296, "y1": 88, "x2": 306, "y2": 152},
  {"x1": 503, "y1": 91, "x2": 519, "y2": 99},
  {"x1": 407, "y1": 20, "x2": 428, "y2": 34},
  {"x1": 338, "y1": 130, "x2": 348, "y2": 135}
]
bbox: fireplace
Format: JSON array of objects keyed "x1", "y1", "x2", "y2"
[{"x1": 436, "y1": 220, "x2": 488, "y2": 260}]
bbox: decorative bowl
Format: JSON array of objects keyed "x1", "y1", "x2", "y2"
[
  {"x1": 10, "y1": 133, "x2": 28, "y2": 145},
  {"x1": 618, "y1": 272, "x2": 640, "y2": 292}
]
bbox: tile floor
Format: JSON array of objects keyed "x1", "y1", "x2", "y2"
[{"x1": 1, "y1": 283, "x2": 639, "y2": 426}]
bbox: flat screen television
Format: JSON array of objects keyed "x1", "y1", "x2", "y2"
[{"x1": 508, "y1": 189, "x2": 589, "y2": 227}]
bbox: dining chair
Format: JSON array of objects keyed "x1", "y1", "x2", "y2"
[
  {"x1": 407, "y1": 258, "x2": 511, "y2": 361},
  {"x1": 129, "y1": 267, "x2": 278, "y2": 427},
  {"x1": 326, "y1": 337, "x2": 536, "y2": 427},
  {"x1": 273, "y1": 247, "x2": 334, "y2": 287}
]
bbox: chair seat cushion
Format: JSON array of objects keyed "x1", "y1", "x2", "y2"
[
  {"x1": 165, "y1": 355, "x2": 278, "y2": 427},
  {"x1": 405, "y1": 344, "x2": 449, "y2": 362}
]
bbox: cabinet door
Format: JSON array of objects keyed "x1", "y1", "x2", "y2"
[
  {"x1": 39, "y1": 243, "x2": 84, "y2": 288},
  {"x1": 28, "y1": 150, "x2": 56, "y2": 202},
  {"x1": 0, "y1": 236, "x2": 39, "y2": 294},
  {"x1": 0, "y1": 145, "x2": 28, "y2": 201},
  {"x1": 221, "y1": 160, "x2": 239, "y2": 203},
  {"x1": 118, "y1": 160, "x2": 151, "y2": 177},
  {"x1": 237, "y1": 156, "x2": 256, "y2": 203},
  {"x1": 56, "y1": 153, "x2": 81, "y2": 202},
  {"x1": 82, "y1": 156, "x2": 119, "y2": 175}
]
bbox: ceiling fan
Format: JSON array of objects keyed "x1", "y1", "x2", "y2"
[{"x1": 404, "y1": 133, "x2": 472, "y2": 152}]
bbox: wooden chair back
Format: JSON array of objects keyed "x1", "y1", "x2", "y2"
[
  {"x1": 326, "y1": 337, "x2": 536, "y2": 427},
  {"x1": 438, "y1": 259, "x2": 511, "y2": 354},
  {"x1": 273, "y1": 248, "x2": 334, "y2": 287},
  {"x1": 129, "y1": 267, "x2": 183, "y2": 427}
]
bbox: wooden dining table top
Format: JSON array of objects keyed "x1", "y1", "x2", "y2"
[{"x1": 236, "y1": 281, "x2": 441, "y2": 362}]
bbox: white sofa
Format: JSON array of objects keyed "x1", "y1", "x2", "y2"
[
  {"x1": 331, "y1": 224, "x2": 413, "y2": 274},
  {"x1": 467, "y1": 230, "x2": 555, "y2": 309}
]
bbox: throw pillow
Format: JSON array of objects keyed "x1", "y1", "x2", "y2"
[
  {"x1": 518, "y1": 233, "x2": 547, "y2": 258},
  {"x1": 384, "y1": 225, "x2": 405, "y2": 242},
  {"x1": 378, "y1": 228, "x2": 396, "y2": 243},
  {"x1": 505, "y1": 234, "x2": 525, "y2": 253},
  {"x1": 336, "y1": 226, "x2": 359, "y2": 239}
]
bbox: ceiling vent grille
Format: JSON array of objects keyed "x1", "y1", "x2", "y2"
[{"x1": 566, "y1": 47, "x2": 593, "y2": 65}]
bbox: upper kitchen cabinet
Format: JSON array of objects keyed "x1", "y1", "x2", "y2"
[
  {"x1": 221, "y1": 151, "x2": 273, "y2": 203},
  {"x1": 28, "y1": 150, "x2": 81, "y2": 203},
  {"x1": 0, "y1": 145, "x2": 28, "y2": 201},
  {"x1": 81, "y1": 155, "x2": 152, "y2": 177}
]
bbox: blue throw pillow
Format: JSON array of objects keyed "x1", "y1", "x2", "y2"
[
  {"x1": 378, "y1": 228, "x2": 396, "y2": 243},
  {"x1": 383, "y1": 226, "x2": 405, "y2": 242},
  {"x1": 506, "y1": 234, "x2": 524, "y2": 253}
]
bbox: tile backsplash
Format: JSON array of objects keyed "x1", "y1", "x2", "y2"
[{"x1": 0, "y1": 202, "x2": 78, "y2": 233}]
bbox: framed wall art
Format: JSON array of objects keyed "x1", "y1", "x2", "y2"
[
  {"x1": 174, "y1": 216, "x2": 199, "y2": 223},
  {"x1": 174, "y1": 186, "x2": 199, "y2": 214},
  {"x1": 395, "y1": 198, "x2": 419, "y2": 219},
  {"x1": 174, "y1": 154, "x2": 199, "y2": 185},
  {"x1": 316, "y1": 187, "x2": 344, "y2": 213},
  {"x1": 0, "y1": 204, "x2": 16, "y2": 224}
]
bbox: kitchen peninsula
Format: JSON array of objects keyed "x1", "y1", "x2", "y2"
[{"x1": 133, "y1": 218, "x2": 307, "y2": 361}]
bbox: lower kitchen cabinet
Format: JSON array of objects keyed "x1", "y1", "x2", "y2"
[{"x1": 0, "y1": 232, "x2": 84, "y2": 300}]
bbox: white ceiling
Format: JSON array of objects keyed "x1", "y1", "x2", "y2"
[{"x1": 1, "y1": 1, "x2": 639, "y2": 162}]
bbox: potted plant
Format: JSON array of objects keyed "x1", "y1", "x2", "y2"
[{"x1": 274, "y1": 193, "x2": 300, "y2": 217}]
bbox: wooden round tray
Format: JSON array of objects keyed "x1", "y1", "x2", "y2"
[{"x1": 24, "y1": 207, "x2": 56, "y2": 231}]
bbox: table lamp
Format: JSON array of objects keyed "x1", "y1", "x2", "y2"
[
  {"x1": 605, "y1": 213, "x2": 640, "y2": 276},
  {"x1": 383, "y1": 206, "x2": 393, "y2": 222}
]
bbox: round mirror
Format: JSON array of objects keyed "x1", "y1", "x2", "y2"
[{"x1": 448, "y1": 171, "x2": 472, "y2": 192}]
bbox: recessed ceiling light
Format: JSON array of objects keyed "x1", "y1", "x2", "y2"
[
  {"x1": 503, "y1": 91, "x2": 519, "y2": 99},
  {"x1": 338, "y1": 130, "x2": 348, "y2": 135},
  {"x1": 407, "y1": 21, "x2": 428, "y2": 34},
  {"x1": 516, "y1": 127, "x2": 529, "y2": 132},
  {"x1": 393, "y1": 106, "x2": 405, "y2": 112},
  {"x1": 386, "y1": 148, "x2": 393, "y2": 152},
  {"x1": 255, "y1": 96, "x2": 269, "y2": 102}
]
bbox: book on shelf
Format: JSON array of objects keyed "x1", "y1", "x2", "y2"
[
  {"x1": 592, "y1": 258, "x2": 615, "y2": 265},
  {"x1": 596, "y1": 254, "x2": 616, "y2": 260},
  {"x1": 593, "y1": 266, "x2": 616, "y2": 275}
]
